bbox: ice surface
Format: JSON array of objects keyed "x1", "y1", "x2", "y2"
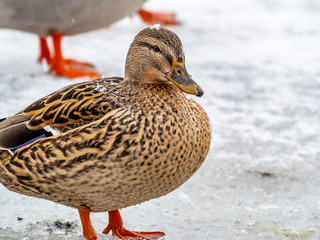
[{"x1": 0, "y1": 0, "x2": 320, "y2": 239}]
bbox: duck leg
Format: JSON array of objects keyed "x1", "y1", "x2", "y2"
[
  {"x1": 78, "y1": 206, "x2": 98, "y2": 240},
  {"x1": 138, "y1": 9, "x2": 180, "y2": 26},
  {"x1": 49, "y1": 32, "x2": 101, "y2": 79},
  {"x1": 38, "y1": 37, "x2": 51, "y2": 65},
  {"x1": 103, "y1": 210, "x2": 165, "y2": 240}
]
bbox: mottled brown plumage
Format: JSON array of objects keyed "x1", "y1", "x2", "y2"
[{"x1": 0, "y1": 27, "x2": 211, "y2": 240}]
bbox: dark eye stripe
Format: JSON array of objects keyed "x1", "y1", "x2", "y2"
[
  {"x1": 138, "y1": 42, "x2": 173, "y2": 65},
  {"x1": 138, "y1": 42, "x2": 158, "y2": 52},
  {"x1": 138, "y1": 42, "x2": 153, "y2": 49}
]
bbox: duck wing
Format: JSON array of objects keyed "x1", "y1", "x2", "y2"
[{"x1": 0, "y1": 77, "x2": 123, "y2": 149}]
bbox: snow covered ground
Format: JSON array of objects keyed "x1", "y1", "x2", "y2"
[{"x1": 1, "y1": 0, "x2": 320, "y2": 239}]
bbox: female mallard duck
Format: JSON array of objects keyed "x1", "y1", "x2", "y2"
[
  {"x1": 0, "y1": 0, "x2": 178, "y2": 78},
  {"x1": 0, "y1": 26, "x2": 211, "y2": 240}
]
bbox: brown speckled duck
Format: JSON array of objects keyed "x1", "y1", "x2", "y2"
[{"x1": 0, "y1": 26, "x2": 211, "y2": 240}]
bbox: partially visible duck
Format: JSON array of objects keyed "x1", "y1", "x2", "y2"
[{"x1": 0, "y1": 0, "x2": 179, "y2": 78}]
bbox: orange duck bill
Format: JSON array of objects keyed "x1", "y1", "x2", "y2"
[{"x1": 167, "y1": 58, "x2": 204, "y2": 97}]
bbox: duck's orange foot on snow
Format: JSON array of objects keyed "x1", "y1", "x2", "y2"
[
  {"x1": 138, "y1": 9, "x2": 180, "y2": 26},
  {"x1": 49, "y1": 57, "x2": 101, "y2": 79},
  {"x1": 103, "y1": 210, "x2": 165, "y2": 240},
  {"x1": 78, "y1": 206, "x2": 98, "y2": 240},
  {"x1": 38, "y1": 32, "x2": 101, "y2": 79}
]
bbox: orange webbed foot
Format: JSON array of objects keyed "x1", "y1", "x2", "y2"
[
  {"x1": 50, "y1": 58, "x2": 101, "y2": 79},
  {"x1": 63, "y1": 58, "x2": 94, "y2": 68},
  {"x1": 78, "y1": 206, "x2": 98, "y2": 240},
  {"x1": 138, "y1": 9, "x2": 180, "y2": 26},
  {"x1": 48, "y1": 32, "x2": 101, "y2": 79},
  {"x1": 103, "y1": 210, "x2": 165, "y2": 240}
]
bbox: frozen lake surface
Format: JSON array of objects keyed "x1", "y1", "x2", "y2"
[{"x1": 0, "y1": 0, "x2": 320, "y2": 239}]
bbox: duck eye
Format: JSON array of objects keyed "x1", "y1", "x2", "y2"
[{"x1": 153, "y1": 45, "x2": 161, "y2": 52}]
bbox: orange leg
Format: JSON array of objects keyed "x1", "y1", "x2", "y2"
[
  {"x1": 49, "y1": 32, "x2": 101, "y2": 79},
  {"x1": 103, "y1": 210, "x2": 165, "y2": 240},
  {"x1": 138, "y1": 9, "x2": 180, "y2": 26},
  {"x1": 38, "y1": 37, "x2": 51, "y2": 65},
  {"x1": 78, "y1": 206, "x2": 98, "y2": 240}
]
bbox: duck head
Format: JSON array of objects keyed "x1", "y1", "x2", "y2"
[{"x1": 125, "y1": 26, "x2": 204, "y2": 97}]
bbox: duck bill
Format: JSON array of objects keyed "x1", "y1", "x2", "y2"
[{"x1": 167, "y1": 59, "x2": 204, "y2": 97}]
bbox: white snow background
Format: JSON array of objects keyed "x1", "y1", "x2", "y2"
[{"x1": 1, "y1": 0, "x2": 320, "y2": 239}]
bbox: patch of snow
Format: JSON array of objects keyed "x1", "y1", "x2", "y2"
[
  {"x1": 94, "y1": 83, "x2": 108, "y2": 92},
  {"x1": 149, "y1": 24, "x2": 161, "y2": 30}
]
